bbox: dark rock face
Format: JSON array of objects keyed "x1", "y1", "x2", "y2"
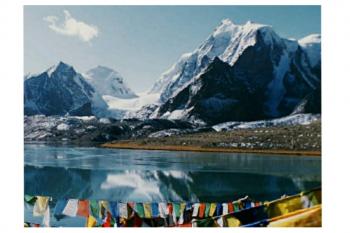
[
  {"x1": 24, "y1": 62, "x2": 95, "y2": 116},
  {"x1": 292, "y1": 85, "x2": 321, "y2": 115},
  {"x1": 156, "y1": 31, "x2": 320, "y2": 125}
]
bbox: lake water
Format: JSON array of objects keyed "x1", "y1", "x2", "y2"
[
  {"x1": 24, "y1": 144, "x2": 321, "y2": 226},
  {"x1": 24, "y1": 144, "x2": 321, "y2": 202}
]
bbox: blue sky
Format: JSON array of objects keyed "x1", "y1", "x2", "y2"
[{"x1": 24, "y1": 6, "x2": 320, "y2": 92}]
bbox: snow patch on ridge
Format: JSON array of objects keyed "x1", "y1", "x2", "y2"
[
  {"x1": 212, "y1": 113, "x2": 320, "y2": 132},
  {"x1": 299, "y1": 34, "x2": 321, "y2": 67}
]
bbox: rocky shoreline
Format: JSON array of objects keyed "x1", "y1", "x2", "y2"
[{"x1": 102, "y1": 120, "x2": 321, "y2": 156}]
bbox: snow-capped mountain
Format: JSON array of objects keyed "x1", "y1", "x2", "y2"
[
  {"x1": 299, "y1": 34, "x2": 321, "y2": 68},
  {"x1": 84, "y1": 66, "x2": 137, "y2": 99},
  {"x1": 24, "y1": 62, "x2": 108, "y2": 117},
  {"x1": 145, "y1": 19, "x2": 321, "y2": 124}
]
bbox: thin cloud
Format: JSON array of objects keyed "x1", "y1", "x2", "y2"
[{"x1": 43, "y1": 10, "x2": 99, "y2": 42}]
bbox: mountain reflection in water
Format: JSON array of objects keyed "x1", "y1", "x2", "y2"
[{"x1": 24, "y1": 144, "x2": 321, "y2": 202}]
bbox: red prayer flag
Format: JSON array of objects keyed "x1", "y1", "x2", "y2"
[
  {"x1": 102, "y1": 211, "x2": 112, "y2": 227},
  {"x1": 198, "y1": 203, "x2": 206, "y2": 218},
  {"x1": 167, "y1": 203, "x2": 173, "y2": 215},
  {"x1": 77, "y1": 200, "x2": 90, "y2": 217},
  {"x1": 228, "y1": 203, "x2": 234, "y2": 213}
]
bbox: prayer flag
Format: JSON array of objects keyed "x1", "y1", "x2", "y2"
[
  {"x1": 192, "y1": 203, "x2": 200, "y2": 217},
  {"x1": 226, "y1": 215, "x2": 241, "y2": 227},
  {"x1": 99, "y1": 200, "x2": 109, "y2": 219},
  {"x1": 102, "y1": 211, "x2": 112, "y2": 227},
  {"x1": 228, "y1": 203, "x2": 234, "y2": 213},
  {"x1": 89, "y1": 200, "x2": 100, "y2": 219},
  {"x1": 62, "y1": 199, "x2": 78, "y2": 217},
  {"x1": 173, "y1": 203, "x2": 180, "y2": 218},
  {"x1": 216, "y1": 203, "x2": 222, "y2": 216},
  {"x1": 158, "y1": 202, "x2": 167, "y2": 218},
  {"x1": 167, "y1": 203, "x2": 173, "y2": 215},
  {"x1": 24, "y1": 195, "x2": 37, "y2": 205},
  {"x1": 53, "y1": 199, "x2": 67, "y2": 220},
  {"x1": 33, "y1": 196, "x2": 49, "y2": 216},
  {"x1": 222, "y1": 203, "x2": 228, "y2": 215},
  {"x1": 233, "y1": 202, "x2": 239, "y2": 212},
  {"x1": 77, "y1": 200, "x2": 89, "y2": 217},
  {"x1": 268, "y1": 205, "x2": 321, "y2": 227},
  {"x1": 209, "y1": 203, "x2": 217, "y2": 217},
  {"x1": 109, "y1": 201, "x2": 119, "y2": 219},
  {"x1": 217, "y1": 217, "x2": 224, "y2": 227},
  {"x1": 86, "y1": 215, "x2": 97, "y2": 227},
  {"x1": 198, "y1": 203, "x2": 206, "y2": 218},
  {"x1": 119, "y1": 203, "x2": 128, "y2": 219},
  {"x1": 143, "y1": 203, "x2": 152, "y2": 218},
  {"x1": 42, "y1": 205, "x2": 50, "y2": 227},
  {"x1": 205, "y1": 203, "x2": 210, "y2": 217},
  {"x1": 151, "y1": 203, "x2": 159, "y2": 217},
  {"x1": 135, "y1": 203, "x2": 145, "y2": 218}
]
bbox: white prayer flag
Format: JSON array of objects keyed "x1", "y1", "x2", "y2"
[
  {"x1": 158, "y1": 203, "x2": 167, "y2": 218},
  {"x1": 62, "y1": 199, "x2": 78, "y2": 217},
  {"x1": 119, "y1": 203, "x2": 128, "y2": 218},
  {"x1": 217, "y1": 217, "x2": 224, "y2": 227},
  {"x1": 42, "y1": 205, "x2": 50, "y2": 227},
  {"x1": 222, "y1": 203, "x2": 228, "y2": 215},
  {"x1": 192, "y1": 203, "x2": 200, "y2": 217}
]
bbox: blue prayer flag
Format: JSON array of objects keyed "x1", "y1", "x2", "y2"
[
  {"x1": 151, "y1": 203, "x2": 159, "y2": 217},
  {"x1": 109, "y1": 201, "x2": 119, "y2": 219}
]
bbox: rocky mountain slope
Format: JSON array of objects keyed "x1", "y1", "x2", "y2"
[
  {"x1": 24, "y1": 62, "x2": 108, "y2": 117},
  {"x1": 143, "y1": 20, "x2": 320, "y2": 124}
]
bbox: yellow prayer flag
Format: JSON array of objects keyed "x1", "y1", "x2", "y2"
[
  {"x1": 143, "y1": 203, "x2": 152, "y2": 218},
  {"x1": 180, "y1": 203, "x2": 186, "y2": 214},
  {"x1": 209, "y1": 203, "x2": 216, "y2": 217},
  {"x1": 86, "y1": 215, "x2": 97, "y2": 227},
  {"x1": 267, "y1": 195, "x2": 303, "y2": 218},
  {"x1": 268, "y1": 205, "x2": 321, "y2": 227},
  {"x1": 226, "y1": 215, "x2": 241, "y2": 227}
]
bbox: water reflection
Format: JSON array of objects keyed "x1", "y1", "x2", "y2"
[
  {"x1": 25, "y1": 165, "x2": 320, "y2": 202},
  {"x1": 24, "y1": 144, "x2": 321, "y2": 174}
]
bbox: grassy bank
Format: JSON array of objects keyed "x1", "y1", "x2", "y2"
[
  {"x1": 102, "y1": 121, "x2": 321, "y2": 156},
  {"x1": 102, "y1": 142, "x2": 320, "y2": 156}
]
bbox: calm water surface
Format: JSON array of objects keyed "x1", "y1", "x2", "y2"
[{"x1": 24, "y1": 144, "x2": 321, "y2": 202}]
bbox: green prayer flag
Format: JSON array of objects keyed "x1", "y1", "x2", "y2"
[
  {"x1": 89, "y1": 200, "x2": 100, "y2": 219},
  {"x1": 24, "y1": 195, "x2": 37, "y2": 205},
  {"x1": 205, "y1": 203, "x2": 210, "y2": 217},
  {"x1": 135, "y1": 203, "x2": 145, "y2": 218},
  {"x1": 233, "y1": 202, "x2": 240, "y2": 212},
  {"x1": 173, "y1": 203, "x2": 180, "y2": 218}
]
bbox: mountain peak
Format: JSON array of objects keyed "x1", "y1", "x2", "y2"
[
  {"x1": 46, "y1": 61, "x2": 74, "y2": 77},
  {"x1": 95, "y1": 65, "x2": 115, "y2": 72},
  {"x1": 298, "y1": 34, "x2": 321, "y2": 67},
  {"x1": 87, "y1": 65, "x2": 122, "y2": 81},
  {"x1": 299, "y1": 34, "x2": 321, "y2": 45},
  {"x1": 243, "y1": 20, "x2": 270, "y2": 30},
  {"x1": 85, "y1": 65, "x2": 137, "y2": 99},
  {"x1": 220, "y1": 18, "x2": 235, "y2": 26}
]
